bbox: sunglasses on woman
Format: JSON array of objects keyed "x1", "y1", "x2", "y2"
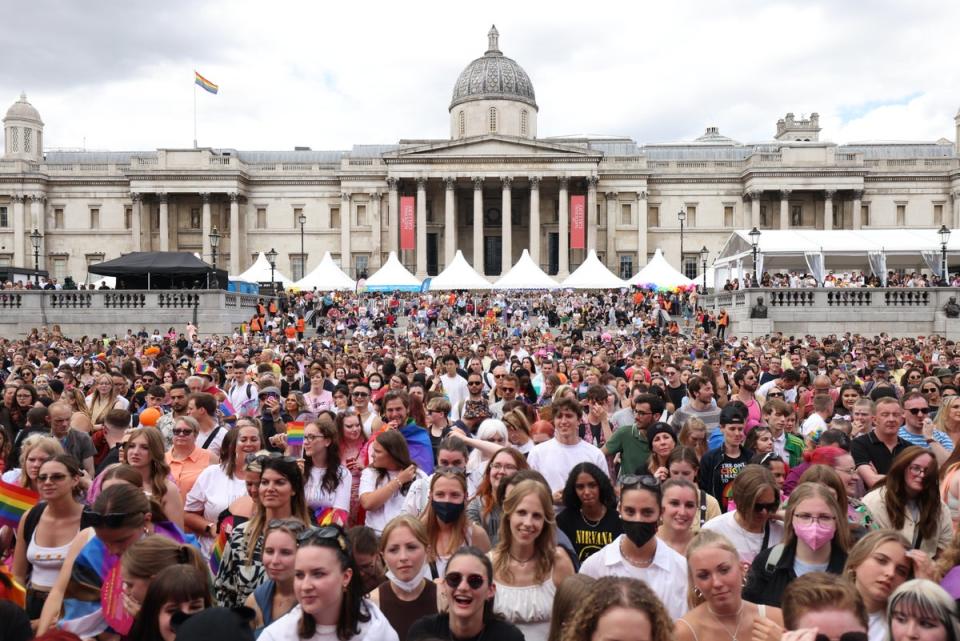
[{"x1": 444, "y1": 572, "x2": 485, "y2": 590}]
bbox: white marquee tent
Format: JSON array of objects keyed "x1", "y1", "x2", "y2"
[
  {"x1": 628, "y1": 248, "x2": 694, "y2": 289},
  {"x1": 364, "y1": 251, "x2": 422, "y2": 292},
  {"x1": 294, "y1": 252, "x2": 356, "y2": 291},
  {"x1": 232, "y1": 252, "x2": 294, "y2": 288},
  {"x1": 560, "y1": 249, "x2": 627, "y2": 289},
  {"x1": 429, "y1": 250, "x2": 492, "y2": 290},
  {"x1": 493, "y1": 249, "x2": 559, "y2": 290}
]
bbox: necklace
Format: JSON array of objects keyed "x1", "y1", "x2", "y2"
[
  {"x1": 619, "y1": 539, "x2": 653, "y2": 567},
  {"x1": 706, "y1": 602, "x2": 745, "y2": 641},
  {"x1": 580, "y1": 507, "x2": 604, "y2": 528},
  {"x1": 508, "y1": 550, "x2": 536, "y2": 567}
]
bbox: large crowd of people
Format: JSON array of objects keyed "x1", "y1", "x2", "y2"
[{"x1": 2, "y1": 290, "x2": 960, "y2": 641}]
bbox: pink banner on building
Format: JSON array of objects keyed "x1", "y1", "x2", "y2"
[
  {"x1": 400, "y1": 196, "x2": 415, "y2": 250},
  {"x1": 570, "y1": 194, "x2": 585, "y2": 249}
]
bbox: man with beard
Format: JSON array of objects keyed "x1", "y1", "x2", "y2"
[
  {"x1": 155, "y1": 381, "x2": 190, "y2": 447},
  {"x1": 732, "y1": 366, "x2": 762, "y2": 432}
]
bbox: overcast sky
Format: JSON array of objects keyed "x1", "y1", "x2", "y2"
[{"x1": 3, "y1": 0, "x2": 959, "y2": 152}]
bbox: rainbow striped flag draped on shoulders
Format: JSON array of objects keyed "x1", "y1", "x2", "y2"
[{"x1": 195, "y1": 71, "x2": 219, "y2": 94}]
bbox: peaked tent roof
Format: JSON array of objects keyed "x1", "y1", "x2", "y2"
[
  {"x1": 364, "y1": 251, "x2": 421, "y2": 292},
  {"x1": 89, "y1": 251, "x2": 218, "y2": 276},
  {"x1": 628, "y1": 248, "x2": 694, "y2": 289},
  {"x1": 429, "y1": 250, "x2": 492, "y2": 290},
  {"x1": 493, "y1": 249, "x2": 559, "y2": 290},
  {"x1": 560, "y1": 249, "x2": 627, "y2": 289},
  {"x1": 233, "y1": 252, "x2": 294, "y2": 287},
  {"x1": 294, "y1": 252, "x2": 356, "y2": 291}
]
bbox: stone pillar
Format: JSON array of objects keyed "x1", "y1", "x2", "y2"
[
  {"x1": 29, "y1": 195, "x2": 44, "y2": 270},
  {"x1": 131, "y1": 193, "x2": 143, "y2": 252},
  {"x1": 824, "y1": 190, "x2": 834, "y2": 230},
  {"x1": 501, "y1": 176, "x2": 512, "y2": 274},
  {"x1": 750, "y1": 191, "x2": 761, "y2": 228},
  {"x1": 387, "y1": 178, "x2": 399, "y2": 255},
  {"x1": 779, "y1": 189, "x2": 791, "y2": 230},
  {"x1": 473, "y1": 177, "x2": 484, "y2": 274},
  {"x1": 12, "y1": 195, "x2": 24, "y2": 268},
  {"x1": 201, "y1": 193, "x2": 211, "y2": 263},
  {"x1": 558, "y1": 177, "x2": 570, "y2": 277},
  {"x1": 229, "y1": 193, "x2": 240, "y2": 274},
  {"x1": 852, "y1": 190, "x2": 863, "y2": 230},
  {"x1": 605, "y1": 191, "x2": 617, "y2": 268},
  {"x1": 415, "y1": 178, "x2": 427, "y2": 277},
  {"x1": 529, "y1": 177, "x2": 540, "y2": 267},
  {"x1": 444, "y1": 177, "x2": 456, "y2": 267},
  {"x1": 370, "y1": 192, "x2": 382, "y2": 269},
  {"x1": 636, "y1": 191, "x2": 647, "y2": 270},
  {"x1": 158, "y1": 193, "x2": 169, "y2": 251},
  {"x1": 341, "y1": 192, "x2": 352, "y2": 277},
  {"x1": 953, "y1": 190, "x2": 960, "y2": 229},
  {"x1": 587, "y1": 176, "x2": 598, "y2": 250}
]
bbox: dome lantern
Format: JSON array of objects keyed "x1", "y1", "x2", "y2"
[{"x1": 3, "y1": 93, "x2": 44, "y2": 162}]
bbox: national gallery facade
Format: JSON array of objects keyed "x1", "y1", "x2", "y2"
[{"x1": 1, "y1": 26, "x2": 959, "y2": 284}]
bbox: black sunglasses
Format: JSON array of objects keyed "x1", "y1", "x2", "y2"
[
  {"x1": 444, "y1": 572, "x2": 485, "y2": 590},
  {"x1": 907, "y1": 407, "x2": 931, "y2": 415},
  {"x1": 754, "y1": 501, "x2": 779, "y2": 513},
  {"x1": 620, "y1": 474, "x2": 660, "y2": 491},
  {"x1": 245, "y1": 452, "x2": 299, "y2": 465},
  {"x1": 297, "y1": 526, "x2": 348, "y2": 552},
  {"x1": 82, "y1": 508, "x2": 145, "y2": 528}
]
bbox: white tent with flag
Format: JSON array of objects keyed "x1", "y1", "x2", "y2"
[
  {"x1": 561, "y1": 249, "x2": 627, "y2": 289},
  {"x1": 294, "y1": 252, "x2": 356, "y2": 291},
  {"x1": 363, "y1": 251, "x2": 422, "y2": 292},
  {"x1": 429, "y1": 250, "x2": 492, "y2": 290},
  {"x1": 493, "y1": 249, "x2": 559, "y2": 290},
  {"x1": 628, "y1": 248, "x2": 695, "y2": 290},
  {"x1": 233, "y1": 252, "x2": 294, "y2": 288}
]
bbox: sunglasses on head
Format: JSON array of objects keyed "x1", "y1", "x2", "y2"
[
  {"x1": 82, "y1": 508, "x2": 145, "y2": 528},
  {"x1": 444, "y1": 572, "x2": 485, "y2": 590},
  {"x1": 245, "y1": 452, "x2": 298, "y2": 465},
  {"x1": 620, "y1": 474, "x2": 660, "y2": 492},
  {"x1": 297, "y1": 525, "x2": 349, "y2": 553},
  {"x1": 815, "y1": 634, "x2": 868, "y2": 641}
]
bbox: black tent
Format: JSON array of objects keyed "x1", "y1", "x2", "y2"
[{"x1": 88, "y1": 252, "x2": 228, "y2": 290}]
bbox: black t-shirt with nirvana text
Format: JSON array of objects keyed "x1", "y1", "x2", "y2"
[{"x1": 556, "y1": 506, "x2": 623, "y2": 564}]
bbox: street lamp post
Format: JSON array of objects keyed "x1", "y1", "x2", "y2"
[
  {"x1": 208, "y1": 227, "x2": 221, "y2": 289},
  {"x1": 939, "y1": 224, "x2": 951, "y2": 285},
  {"x1": 29, "y1": 228, "x2": 42, "y2": 285},
  {"x1": 298, "y1": 213, "x2": 307, "y2": 280},
  {"x1": 749, "y1": 226, "x2": 761, "y2": 287},
  {"x1": 266, "y1": 247, "x2": 278, "y2": 293},
  {"x1": 700, "y1": 245, "x2": 709, "y2": 291},
  {"x1": 677, "y1": 209, "x2": 686, "y2": 272}
]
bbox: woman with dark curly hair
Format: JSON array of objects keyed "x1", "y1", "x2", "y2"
[
  {"x1": 562, "y1": 576, "x2": 674, "y2": 641},
  {"x1": 556, "y1": 462, "x2": 620, "y2": 564}
]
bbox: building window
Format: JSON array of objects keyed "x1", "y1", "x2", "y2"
[
  {"x1": 619, "y1": 254, "x2": 634, "y2": 279},
  {"x1": 330, "y1": 207, "x2": 340, "y2": 228},
  {"x1": 90, "y1": 208, "x2": 100, "y2": 230},
  {"x1": 862, "y1": 204, "x2": 870, "y2": 227},
  {"x1": 458, "y1": 111, "x2": 465, "y2": 138},
  {"x1": 256, "y1": 207, "x2": 267, "y2": 229},
  {"x1": 356, "y1": 204, "x2": 367, "y2": 226},
  {"x1": 124, "y1": 207, "x2": 132, "y2": 230},
  {"x1": 54, "y1": 208, "x2": 64, "y2": 229},
  {"x1": 520, "y1": 110, "x2": 528, "y2": 136},
  {"x1": 355, "y1": 254, "x2": 369, "y2": 279},
  {"x1": 293, "y1": 207, "x2": 303, "y2": 228},
  {"x1": 0, "y1": 255, "x2": 10, "y2": 267},
  {"x1": 190, "y1": 208, "x2": 201, "y2": 229},
  {"x1": 620, "y1": 203, "x2": 631, "y2": 226},
  {"x1": 648, "y1": 205, "x2": 660, "y2": 227},
  {"x1": 9, "y1": 128, "x2": 18, "y2": 152},
  {"x1": 686, "y1": 205, "x2": 697, "y2": 228},
  {"x1": 0, "y1": 206, "x2": 7, "y2": 228},
  {"x1": 489, "y1": 107, "x2": 497, "y2": 133},
  {"x1": 935, "y1": 204, "x2": 945, "y2": 225},
  {"x1": 683, "y1": 255, "x2": 698, "y2": 280},
  {"x1": 791, "y1": 205, "x2": 802, "y2": 227},
  {"x1": 896, "y1": 204, "x2": 906, "y2": 226},
  {"x1": 290, "y1": 254, "x2": 305, "y2": 281},
  {"x1": 85, "y1": 254, "x2": 104, "y2": 280},
  {"x1": 23, "y1": 128, "x2": 32, "y2": 153},
  {"x1": 724, "y1": 205, "x2": 734, "y2": 227},
  {"x1": 52, "y1": 257, "x2": 67, "y2": 280}
]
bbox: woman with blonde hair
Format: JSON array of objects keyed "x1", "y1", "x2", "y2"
[
  {"x1": 124, "y1": 427, "x2": 184, "y2": 529},
  {"x1": 546, "y1": 575, "x2": 596, "y2": 641},
  {"x1": 421, "y1": 467, "x2": 490, "y2": 577},
  {"x1": 120, "y1": 535, "x2": 209, "y2": 620},
  {"x1": 562, "y1": 576, "x2": 673, "y2": 641},
  {"x1": 86, "y1": 373, "x2": 129, "y2": 429},
  {"x1": 243, "y1": 518, "x2": 308, "y2": 635},
  {"x1": 935, "y1": 394, "x2": 960, "y2": 443},
  {"x1": 491, "y1": 479, "x2": 575, "y2": 641},
  {"x1": 2, "y1": 434, "x2": 64, "y2": 491},
  {"x1": 678, "y1": 417, "x2": 708, "y2": 460}
]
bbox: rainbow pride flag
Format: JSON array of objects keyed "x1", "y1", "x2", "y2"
[
  {"x1": 194, "y1": 71, "x2": 219, "y2": 94},
  {"x1": 286, "y1": 421, "x2": 305, "y2": 448},
  {"x1": 314, "y1": 507, "x2": 348, "y2": 527},
  {"x1": 0, "y1": 479, "x2": 38, "y2": 529},
  {"x1": 209, "y1": 515, "x2": 233, "y2": 576}
]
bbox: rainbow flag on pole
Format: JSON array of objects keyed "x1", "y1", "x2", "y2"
[
  {"x1": 208, "y1": 515, "x2": 233, "y2": 575},
  {"x1": 286, "y1": 421, "x2": 305, "y2": 448},
  {"x1": 0, "y1": 479, "x2": 39, "y2": 529},
  {"x1": 194, "y1": 71, "x2": 219, "y2": 94}
]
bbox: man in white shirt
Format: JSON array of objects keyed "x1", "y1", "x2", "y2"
[
  {"x1": 800, "y1": 394, "x2": 833, "y2": 439},
  {"x1": 528, "y1": 396, "x2": 610, "y2": 499},
  {"x1": 757, "y1": 368, "x2": 801, "y2": 404},
  {"x1": 438, "y1": 354, "x2": 469, "y2": 419},
  {"x1": 188, "y1": 392, "x2": 226, "y2": 458},
  {"x1": 226, "y1": 359, "x2": 259, "y2": 419}
]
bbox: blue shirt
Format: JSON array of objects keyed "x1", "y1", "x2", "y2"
[{"x1": 897, "y1": 426, "x2": 954, "y2": 451}]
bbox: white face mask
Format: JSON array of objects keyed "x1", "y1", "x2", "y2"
[
  {"x1": 370, "y1": 381, "x2": 382, "y2": 390},
  {"x1": 386, "y1": 565, "x2": 429, "y2": 592}
]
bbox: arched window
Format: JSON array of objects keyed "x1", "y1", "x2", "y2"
[
  {"x1": 489, "y1": 107, "x2": 497, "y2": 133},
  {"x1": 458, "y1": 111, "x2": 465, "y2": 138},
  {"x1": 24, "y1": 128, "x2": 32, "y2": 153},
  {"x1": 10, "y1": 127, "x2": 18, "y2": 153},
  {"x1": 520, "y1": 110, "x2": 528, "y2": 136}
]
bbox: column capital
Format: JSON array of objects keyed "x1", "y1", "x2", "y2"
[
  {"x1": 605, "y1": 191, "x2": 618, "y2": 201},
  {"x1": 558, "y1": 176, "x2": 569, "y2": 190},
  {"x1": 851, "y1": 189, "x2": 864, "y2": 200},
  {"x1": 11, "y1": 194, "x2": 25, "y2": 203},
  {"x1": 587, "y1": 175, "x2": 599, "y2": 189},
  {"x1": 370, "y1": 192, "x2": 382, "y2": 201},
  {"x1": 228, "y1": 192, "x2": 239, "y2": 202},
  {"x1": 158, "y1": 192, "x2": 168, "y2": 203},
  {"x1": 779, "y1": 189, "x2": 792, "y2": 199},
  {"x1": 415, "y1": 177, "x2": 427, "y2": 190},
  {"x1": 638, "y1": 191, "x2": 647, "y2": 200},
  {"x1": 952, "y1": 189, "x2": 960, "y2": 200},
  {"x1": 529, "y1": 176, "x2": 540, "y2": 189},
  {"x1": 444, "y1": 176, "x2": 456, "y2": 191},
  {"x1": 131, "y1": 192, "x2": 143, "y2": 203},
  {"x1": 501, "y1": 176, "x2": 512, "y2": 190},
  {"x1": 386, "y1": 177, "x2": 398, "y2": 191},
  {"x1": 746, "y1": 190, "x2": 762, "y2": 200},
  {"x1": 824, "y1": 189, "x2": 835, "y2": 199},
  {"x1": 473, "y1": 176, "x2": 484, "y2": 191},
  {"x1": 200, "y1": 192, "x2": 210, "y2": 203},
  {"x1": 341, "y1": 192, "x2": 352, "y2": 201}
]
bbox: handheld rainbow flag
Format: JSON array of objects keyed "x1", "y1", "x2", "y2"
[
  {"x1": 194, "y1": 71, "x2": 219, "y2": 94},
  {"x1": 314, "y1": 507, "x2": 349, "y2": 527},
  {"x1": 286, "y1": 421, "x2": 305, "y2": 447},
  {"x1": 208, "y1": 515, "x2": 233, "y2": 575},
  {"x1": 0, "y1": 479, "x2": 38, "y2": 530}
]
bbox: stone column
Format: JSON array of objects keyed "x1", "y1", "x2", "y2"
[
  {"x1": 201, "y1": 193, "x2": 212, "y2": 263},
  {"x1": 415, "y1": 178, "x2": 427, "y2": 277},
  {"x1": 750, "y1": 191, "x2": 761, "y2": 228},
  {"x1": 558, "y1": 177, "x2": 570, "y2": 277},
  {"x1": 779, "y1": 189, "x2": 791, "y2": 230},
  {"x1": 370, "y1": 192, "x2": 382, "y2": 269},
  {"x1": 472, "y1": 177, "x2": 484, "y2": 274},
  {"x1": 852, "y1": 190, "x2": 863, "y2": 230},
  {"x1": 501, "y1": 176, "x2": 512, "y2": 274},
  {"x1": 605, "y1": 191, "x2": 617, "y2": 268},
  {"x1": 444, "y1": 177, "x2": 456, "y2": 266},
  {"x1": 387, "y1": 178, "x2": 399, "y2": 255},
  {"x1": 29, "y1": 195, "x2": 44, "y2": 270},
  {"x1": 587, "y1": 176, "x2": 598, "y2": 250},
  {"x1": 158, "y1": 193, "x2": 169, "y2": 251},
  {"x1": 131, "y1": 193, "x2": 143, "y2": 252},
  {"x1": 529, "y1": 177, "x2": 540, "y2": 267},
  {"x1": 12, "y1": 195, "x2": 24, "y2": 268},
  {"x1": 953, "y1": 190, "x2": 960, "y2": 229},
  {"x1": 636, "y1": 191, "x2": 647, "y2": 270},
  {"x1": 229, "y1": 193, "x2": 240, "y2": 274},
  {"x1": 824, "y1": 190, "x2": 834, "y2": 230},
  {"x1": 341, "y1": 192, "x2": 352, "y2": 277}
]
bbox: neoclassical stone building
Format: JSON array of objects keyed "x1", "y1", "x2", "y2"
[{"x1": 1, "y1": 26, "x2": 959, "y2": 284}]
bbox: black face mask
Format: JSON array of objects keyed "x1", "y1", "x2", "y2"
[
  {"x1": 432, "y1": 500, "x2": 465, "y2": 524},
  {"x1": 621, "y1": 519, "x2": 658, "y2": 548}
]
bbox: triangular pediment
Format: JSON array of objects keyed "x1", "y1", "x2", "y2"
[{"x1": 388, "y1": 134, "x2": 601, "y2": 159}]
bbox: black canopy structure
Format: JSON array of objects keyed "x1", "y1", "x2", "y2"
[{"x1": 88, "y1": 252, "x2": 227, "y2": 290}]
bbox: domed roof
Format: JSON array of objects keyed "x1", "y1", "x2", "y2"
[
  {"x1": 450, "y1": 26, "x2": 537, "y2": 111},
  {"x1": 4, "y1": 93, "x2": 43, "y2": 124}
]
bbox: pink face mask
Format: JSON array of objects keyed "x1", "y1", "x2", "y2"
[{"x1": 793, "y1": 520, "x2": 836, "y2": 551}]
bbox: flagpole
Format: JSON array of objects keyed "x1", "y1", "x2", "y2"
[{"x1": 193, "y1": 81, "x2": 198, "y2": 149}]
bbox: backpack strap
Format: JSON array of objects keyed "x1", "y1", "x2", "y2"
[
  {"x1": 22, "y1": 502, "x2": 47, "y2": 549},
  {"x1": 698, "y1": 488, "x2": 708, "y2": 528},
  {"x1": 202, "y1": 426, "x2": 221, "y2": 450},
  {"x1": 764, "y1": 543, "x2": 786, "y2": 575}
]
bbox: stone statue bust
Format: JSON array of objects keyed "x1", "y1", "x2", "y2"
[
  {"x1": 750, "y1": 296, "x2": 768, "y2": 319},
  {"x1": 945, "y1": 297, "x2": 960, "y2": 318}
]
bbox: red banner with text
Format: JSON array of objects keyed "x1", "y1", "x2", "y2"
[
  {"x1": 400, "y1": 196, "x2": 415, "y2": 250},
  {"x1": 570, "y1": 195, "x2": 585, "y2": 249}
]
